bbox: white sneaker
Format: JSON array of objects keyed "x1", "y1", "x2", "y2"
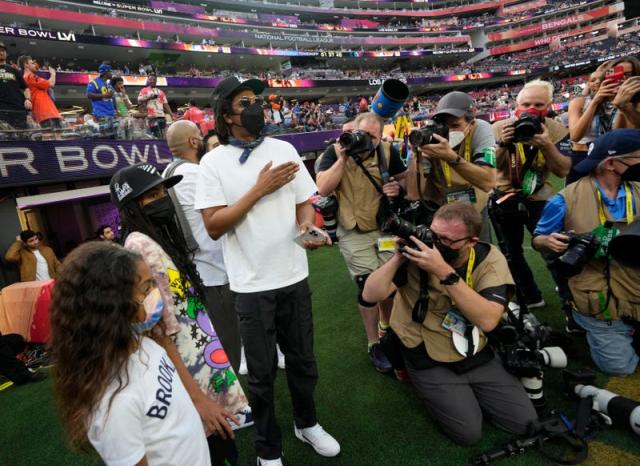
[
  {"x1": 294, "y1": 423, "x2": 340, "y2": 457},
  {"x1": 256, "y1": 457, "x2": 283, "y2": 466},
  {"x1": 277, "y1": 344, "x2": 286, "y2": 370},
  {"x1": 239, "y1": 346, "x2": 248, "y2": 375}
]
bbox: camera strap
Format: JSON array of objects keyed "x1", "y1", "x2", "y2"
[
  {"x1": 508, "y1": 143, "x2": 543, "y2": 190},
  {"x1": 353, "y1": 146, "x2": 386, "y2": 196}
]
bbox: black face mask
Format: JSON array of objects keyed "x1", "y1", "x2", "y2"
[
  {"x1": 621, "y1": 163, "x2": 640, "y2": 182},
  {"x1": 196, "y1": 141, "x2": 207, "y2": 161},
  {"x1": 142, "y1": 195, "x2": 175, "y2": 224},
  {"x1": 234, "y1": 103, "x2": 265, "y2": 136},
  {"x1": 436, "y1": 241, "x2": 461, "y2": 265}
]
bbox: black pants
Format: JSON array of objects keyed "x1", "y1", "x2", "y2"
[
  {"x1": 0, "y1": 333, "x2": 31, "y2": 384},
  {"x1": 566, "y1": 150, "x2": 588, "y2": 186},
  {"x1": 205, "y1": 284, "x2": 242, "y2": 374},
  {"x1": 207, "y1": 434, "x2": 238, "y2": 466},
  {"x1": 501, "y1": 198, "x2": 571, "y2": 304},
  {"x1": 236, "y1": 279, "x2": 318, "y2": 459},
  {"x1": 0, "y1": 110, "x2": 28, "y2": 130}
]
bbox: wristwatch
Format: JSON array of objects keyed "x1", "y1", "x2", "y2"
[
  {"x1": 448, "y1": 155, "x2": 462, "y2": 166},
  {"x1": 440, "y1": 272, "x2": 460, "y2": 286}
]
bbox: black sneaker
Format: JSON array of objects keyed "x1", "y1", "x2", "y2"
[
  {"x1": 565, "y1": 314, "x2": 586, "y2": 335},
  {"x1": 368, "y1": 343, "x2": 392, "y2": 373},
  {"x1": 562, "y1": 301, "x2": 586, "y2": 335}
]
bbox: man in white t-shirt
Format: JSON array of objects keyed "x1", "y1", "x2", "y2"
[
  {"x1": 164, "y1": 120, "x2": 241, "y2": 372},
  {"x1": 4, "y1": 230, "x2": 61, "y2": 282},
  {"x1": 194, "y1": 77, "x2": 340, "y2": 466}
]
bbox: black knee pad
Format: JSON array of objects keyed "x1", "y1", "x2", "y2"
[{"x1": 355, "y1": 274, "x2": 377, "y2": 307}]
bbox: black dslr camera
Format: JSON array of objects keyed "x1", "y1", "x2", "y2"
[
  {"x1": 379, "y1": 211, "x2": 436, "y2": 248},
  {"x1": 512, "y1": 111, "x2": 543, "y2": 142},
  {"x1": 338, "y1": 130, "x2": 372, "y2": 157},
  {"x1": 408, "y1": 119, "x2": 449, "y2": 147},
  {"x1": 312, "y1": 195, "x2": 338, "y2": 242},
  {"x1": 554, "y1": 232, "x2": 600, "y2": 278}
]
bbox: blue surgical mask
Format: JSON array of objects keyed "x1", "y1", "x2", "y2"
[{"x1": 132, "y1": 288, "x2": 164, "y2": 334}]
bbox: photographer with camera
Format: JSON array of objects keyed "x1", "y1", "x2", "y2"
[
  {"x1": 363, "y1": 202, "x2": 537, "y2": 444},
  {"x1": 316, "y1": 112, "x2": 407, "y2": 373},
  {"x1": 533, "y1": 129, "x2": 640, "y2": 376},
  {"x1": 405, "y1": 91, "x2": 497, "y2": 241},
  {"x1": 493, "y1": 79, "x2": 571, "y2": 311},
  {"x1": 610, "y1": 56, "x2": 640, "y2": 130}
]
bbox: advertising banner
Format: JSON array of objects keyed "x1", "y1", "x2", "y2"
[
  {"x1": 488, "y1": 3, "x2": 623, "y2": 41},
  {"x1": 0, "y1": 132, "x2": 341, "y2": 187}
]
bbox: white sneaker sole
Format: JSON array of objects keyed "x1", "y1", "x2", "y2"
[{"x1": 294, "y1": 428, "x2": 340, "y2": 457}]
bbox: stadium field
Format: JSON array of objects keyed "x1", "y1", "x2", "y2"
[{"x1": 2, "y1": 237, "x2": 640, "y2": 465}]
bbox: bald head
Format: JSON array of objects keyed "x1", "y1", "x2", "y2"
[{"x1": 166, "y1": 120, "x2": 201, "y2": 161}]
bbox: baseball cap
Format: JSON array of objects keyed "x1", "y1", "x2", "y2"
[
  {"x1": 212, "y1": 76, "x2": 266, "y2": 103},
  {"x1": 574, "y1": 129, "x2": 640, "y2": 175},
  {"x1": 98, "y1": 64, "x2": 112, "y2": 75},
  {"x1": 433, "y1": 91, "x2": 474, "y2": 119},
  {"x1": 109, "y1": 163, "x2": 182, "y2": 208},
  {"x1": 0, "y1": 42, "x2": 6, "y2": 51}
]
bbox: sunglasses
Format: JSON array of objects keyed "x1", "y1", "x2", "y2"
[{"x1": 237, "y1": 96, "x2": 265, "y2": 109}]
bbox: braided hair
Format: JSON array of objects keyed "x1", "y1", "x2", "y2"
[{"x1": 119, "y1": 198, "x2": 209, "y2": 309}]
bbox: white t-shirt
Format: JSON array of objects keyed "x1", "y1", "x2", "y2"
[
  {"x1": 88, "y1": 337, "x2": 210, "y2": 466},
  {"x1": 33, "y1": 249, "x2": 50, "y2": 281},
  {"x1": 194, "y1": 137, "x2": 317, "y2": 293},
  {"x1": 167, "y1": 161, "x2": 228, "y2": 286}
]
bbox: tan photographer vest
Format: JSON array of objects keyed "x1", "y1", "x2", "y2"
[
  {"x1": 336, "y1": 142, "x2": 391, "y2": 232},
  {"x1": 493, "y1": 117, "x2": 568, "y2": 201},
  {"x1": 390, "y1": 244, "x2": 514, "y2": 363},
  {"x1": 421, "y1": 122, "x2": 489, "y2": 214},
  {"x1": 560, "y1": 177, "x2": 640, "y2": 321}
]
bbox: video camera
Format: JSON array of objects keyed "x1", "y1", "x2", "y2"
[
  {"x1": 512, "y1": 110, "x2": 543, "y2": 142},
  {"x1": 554, "y1": 232, "x2": 600, "y2": 278},
  {"x1": 408, "y1": 120, "x2": 449, "y2": 147}
]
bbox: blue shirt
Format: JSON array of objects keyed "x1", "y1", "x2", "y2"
[
  {"x1": 86, "y1": 77, "x2": 115, "y2": 118},
  {"x1": 534, "y1": 180, "x2": 636, "y2": 236}
]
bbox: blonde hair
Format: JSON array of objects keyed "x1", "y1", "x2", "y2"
[
  {"x1": 517, "y1": 79, "x2": 554, "y2": 105},
  {"x1": 354, "y1": 112, "x2": 384, "y2": 135}
]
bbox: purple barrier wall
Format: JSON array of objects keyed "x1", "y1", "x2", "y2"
[{"x1": 0, "y1": 131, "x2": 339, "y2": 188}]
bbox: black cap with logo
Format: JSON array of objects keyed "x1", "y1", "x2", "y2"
[{"x1": 109, "y1": 163, "x2": 182, "y2": 208}]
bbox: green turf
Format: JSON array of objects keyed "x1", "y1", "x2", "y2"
[{"x1": 3, "y1": 194, "x2": 640, "y2": 465}]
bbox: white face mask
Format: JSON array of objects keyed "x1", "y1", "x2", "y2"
[
  {"x1": 448, "y1": 121, "x2": 472, "y2": 148},
  {"x1": 448, "y1": 131, "x2": 465, "y2": 148}
]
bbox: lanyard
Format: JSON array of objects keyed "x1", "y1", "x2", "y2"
[
  {"x1": 595, "y1": 182, "x2": 633, "y2": 225},
  {"x1": 442, "y1": 135, "x2": 472, "y2": 188},
  {"x1": 451, "y1": 246, "x2": 476, "y2": 306},
  {"x1": 516, "y1": 143, "x2": 545, "y2": 170},
  {"x1": 465, "y1": 246, "x2": 475, "y2": 290}
]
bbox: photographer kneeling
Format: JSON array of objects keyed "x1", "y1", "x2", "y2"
[
  {"x1": 406, "y1": 91, "x2": 497, "y2": 241},
  {"x1": 363, "y1": 202, "x2": 537, "y2": 444},
  {"x1": 533, "y1": 129, "x2": 640, "y2": 376},
  {"x1": 316, "y1": 112, "x2": 406, "y2": 372}
]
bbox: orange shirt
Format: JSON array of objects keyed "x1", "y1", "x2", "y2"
[{"x1": 24, "y1": 73, "x2": 60, "y2": 123}]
